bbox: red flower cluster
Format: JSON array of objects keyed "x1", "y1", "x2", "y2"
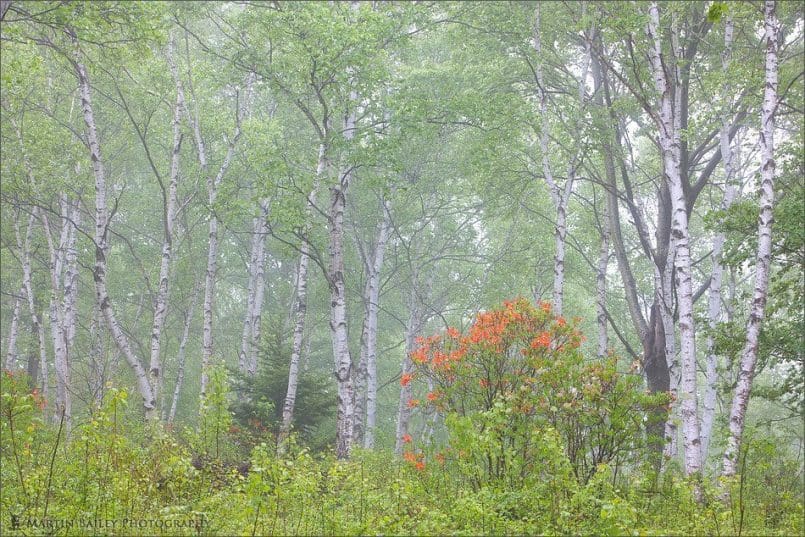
[{"x1": 400, "y1": 373, "x2": 414, "y2": 387}]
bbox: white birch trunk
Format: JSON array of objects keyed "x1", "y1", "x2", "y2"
[
  {"x1": 4, "y1": 292, "x2": 22, "y2": 370},
  {"x1": 280, "y1": 145, "x2": 325, "y2": 442},
  {"x1": 148, "y1": 79, "x2": 183, "y2": 410},
  {"x1": 75, "y1": 52, "x2": 157, "y2": 419},
  {"x1": 197, "y1": 74, "x2": 251, "y2": 399},
  {"x1": 647, "y1": 3, "x2": 702, "y2": 475},
  {"x1": 329, "y1": 165, "x2": 355, "y2": 459},
  {"x1": 239, "y1": 215, "x2": 261, "y2": 373},
  {"x1": 62, "y1": 199, "x2": 80, "y2": 354},
  {"x1": 722, "y1": 0, "x2": 778, "y2": 478},
  {"x1": 533, "y1": 4, "x2": 587, "y2": 317},
  {"x1": 362, "y1": 201, "x2": 392, "y2": 449},
  {"x1": 248, "y1": 208, "x2": 269, "y2": 376},
  {"x1": 41, "y1": 207, "x2": 72, "y2": 429},
  {"x1": 168, "y1": 280, "x2": 200, "y2": 424},
  {"x1": 701, "y1": 16, "x2": 737, "y2": 462},
  {"x1": 395, "y1": 296, "x2": 423, "y2": 455},
  {"x1": 17, "y1": 208, "x2": 49, "y2": 406},
  {"x1": 596, "y1": 201, "x2": 609, "y2": 359},
  {"x1": 330, "y1": 50, "x2": 359, "y2": 457}
]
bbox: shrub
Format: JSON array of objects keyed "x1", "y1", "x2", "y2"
[{"x1": 403, "y1": 298, "x2": 668, "y2": 485}]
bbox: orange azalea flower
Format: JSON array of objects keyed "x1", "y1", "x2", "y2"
[
  {"x1": 556, "y1": 316, "x2": 567, "y2": 327},
  {"x1": 407, "y1": 398, "x2": 420, "y2": 408},
  {"x1": 435, "y1": 452, "x2": 445, "y2": 465},
  {"x1": 426, "y1": 391, "x2": 440, "y2": 402},
  {"x1": 414, "y1": 461, "x2": 426, "y2": 471},
  {"x1": 411, "y1": 348, "x2": 428, "y2": 364},
  {"x1": 402, "y1": 433, "x2": 412, "y2": 443},
  {"x1": 479, "y1": 378, "x2": 490, "y2": 388},
  {"x1": 530, "y1": 331, "x2": 551, "y2": 349},
  {"x1": 400, "y1": 373, "x2": 414, "y2": 387},
  {"x1": 403, "y1": 451, "x2": 417, "y2": 463},
  {"x1": 446, "y1": 326, "x2": 460, "y2": 339},
  {"x1": 540, "y1": 301, "x2": 552, "y2": 313}
]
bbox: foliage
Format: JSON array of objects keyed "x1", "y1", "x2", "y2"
[
  {"x1": 402, "y1": 298, "x2": 668, "y2": 485},
  {"x1": 0, "y1": 368, "x2": 801, "y2": 535}
]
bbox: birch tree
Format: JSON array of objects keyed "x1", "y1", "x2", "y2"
[
  {"x1": 722, "y1": 0, "x2": 780, "y2": 479},
  {"x1": 701, "y1": 14, "x2": 739, "y2": 461},
  {"x1": 354, "y1": 198, "x2": 392, "y2": 448},
  {"x1": 645, "y1": 2, "x2": 703, "y2": 476},
  {"x1": 71, "y1": 36, "x2": 157, "y2": 419}
]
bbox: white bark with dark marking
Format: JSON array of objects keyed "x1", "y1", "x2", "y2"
[
  {"x1": 533, "y1": 4, "x2": 588, "y2": 317},
  {"x1": 722, "y1": 0, "x2": 778, "y2": 479},
  {"x1": 702, "y1": 15, "x2": 737, "y2": 462},
  {"x1": 330, "y1": 161, "x2": 355, "y2": 459},
  {"x1": 354, "y1": 199, "x2": 392, "y2": 448},
  {"x1": 280, "y1": 145, "x2": 325, "y2": 442},
  {"x1": 168, "y1": 280, "x2": 200, "y2": 424},
  {"x1": 646, "y1": 2, "x2": 702, "y2": 476},
  {"x1": 195, "y1": 73, "x2": 252, "y2": 399},
  {"x1": 16, "y1": 211, "x2": 48, "y2": 402},
  {"x1": 75, "y1": 51, "x2": 156, "y2": 419},
  {"x1": 596, "y1": 201, "x2": 609, "y2": 359},
  {"x1": 4, "y1": 292, "x2": 22, "y2": 370},
  {"x1": 148, "y1": 57, "x2": 184, "y2": 410},
  {"x1": 240, "y1": 199, "x2": 270, "y2": 375}
]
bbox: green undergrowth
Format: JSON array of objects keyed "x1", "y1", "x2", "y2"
[{"x1": 1, "y1": 369, "x2": 802, "y2": 536}]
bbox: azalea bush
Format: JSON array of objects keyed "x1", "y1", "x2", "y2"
[{"x1": 402, "y1": 298, "x2": 668, "y2": 485}]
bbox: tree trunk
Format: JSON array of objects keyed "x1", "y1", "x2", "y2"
[
  {"x1": 168, "y1": 280, "x2": 200, "y2": 424},
  {"x1": 148, "y1": 82, "x2": 183, "y2": 410},
  {"x1": 592, "y1": 31, "x2": 673, "y2": 466},
  {"x1": 722, "y1": 0, "x2": 778, "y2": 478},
  {"x1": 240, "y1": 215, "x2": 260, "y2": 374},
  {"x1": 75, "y1": 53, "x2": 157, "y2": 419},
  {"x1": 329, "y1": 168, "x2": 355, "y2": 460},
  {"x1": 363, "y1": 201, "x2": 391, "y2": 449},
  {"x1": 240, "y1": 199, "x2": 269, "y2": 375},
  {"x1": 280, "y1": 145, "x2": 325, "y2": 444},
  {"x1": 17, "y1": 210, "x2": 50, "y2": 407},
  {"x1": 355, "y1": 199, "x2": 392, "y2": 448},
  {"x1": 196, "y1": 74, "x2": 251, "y2": 399},
  {"x1": 596, "y1": 200, "x2": 609, "y2": 359},
  {"x1": 533, "y1": 4, "x2": 588, "y2": 317},
  {"x1": 395, "y1": 294, "x2": 423, "y2": 455},
  {"x1": 647, "y1": 2, "x2": 702, "y2": 476},
  {"x1": 702, "y1": 15, "x2": 737, "y2": 462},
  {"x1": 4, "y1": 292, "x2": 22, "y2": 370},
  {"x1": 41, "y1": 204, "x2": 72, "y2": 429},
  {"x1": 329, "y1": 63, "x2": 359, "y2": 458}
]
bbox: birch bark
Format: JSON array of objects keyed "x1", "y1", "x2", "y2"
[
  {"x1": 74, "y1": 49, "x2": 156, "y2": 419},
  {"x1": 395, "y1": 293, "x2": 424, "y2": 455},
  {"x1": 280, "y1": 145, "x2": 325, "y2": 443},
  {"x1": 533, "y1": 4, "x2": 588, "y2": 316},
  {"x1": 354, "y1": 199, "x2": 392, "y2": 447},
  {"x1": 596, "y1": 201, "x2": 609, "y2": 359},
  {"x1": 701, "y1": 15, "x2": 737, "y2": 461},
  {"x1": 192, "y1": 73, "x2": 252, "y2": 399},
  {"x1": 4, "y1": 292, "x2": 22, "y2": 370},
  {"x1": 168, "y1": 280, "x2": 200, "y2": 424},
  {"x1": 722, "y1": 0, "x2": 778, "y2": 478},
  {"x1": 16, "y1": 211, "x2": 48, "y2": 402},
  {"x1": 646, "y1": 2, "x2": 702, "y2": 475},
  {"x1": 147, "y1": 56, "x2": 184, "y2": 408}
]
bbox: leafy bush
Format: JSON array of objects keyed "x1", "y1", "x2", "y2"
[{"x1": 403, "y1": 298, "x2": 668, "y2": 485}]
